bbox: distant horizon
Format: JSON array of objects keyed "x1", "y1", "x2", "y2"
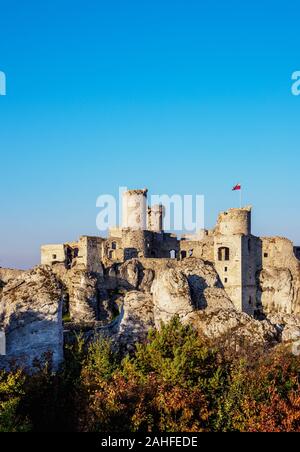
[{"x1": 1, "y1": 0, "x2": 300, "y2": 269}]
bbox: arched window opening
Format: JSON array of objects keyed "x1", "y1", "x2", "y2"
[{"x1": 170, "y1": 250, "x2": 177, "y2": 259}]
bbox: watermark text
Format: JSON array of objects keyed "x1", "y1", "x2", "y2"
[
  {"x1": 0, "y1": 71, "x2": 6, "y2": 96},
  {"x1": 96, "y1": 187, "x2": 204, "y2": 234},
  {"x1": 291, "y1": 71, "x2": 300, "y2": 96}
]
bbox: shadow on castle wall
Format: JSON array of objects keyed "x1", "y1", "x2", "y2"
[{"x1": 255, "y1": 238, "x2": 264, "y2": 319}]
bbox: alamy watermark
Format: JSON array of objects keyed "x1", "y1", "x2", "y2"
[
  {"x1": 291, "y1": 71, "x2": 300, "y2": 96},
  {"x1": 0, "y1": 71, "x2": 6, "y2": 95},
  {"x1": 96, "y1": 186, "x2": 204, "y2": 233}
]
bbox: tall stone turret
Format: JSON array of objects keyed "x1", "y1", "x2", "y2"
[
  {"x1": 147, "y1": 204, "x2": 164, "y2": 233},
  {"x1": 216, "y1": 207, "x2": 251, "y2": 236},
  {"x1": 122, "y1": 189, "x2": 148, "y2": 230},
  {"x1": 214, "y1": 206, "x2": 256, "y2": 315}
]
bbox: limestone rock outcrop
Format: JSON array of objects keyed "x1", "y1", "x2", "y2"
[
  {"x1": 185, "y1": 304, "x2": 278, "y2": 347},
  {"x1": 0, "y1": 266, "x2": 63, "y2": 370},
  {"x1": 148, "y1": 265, "x2": 278, "y2": 346},
  {"x1": 266, "y1": 313, "x2": 300, "y2": 343},
  {"x1": 139, "y1": 268, "x2": 155, "y2": 292},
  {"x1": 151, "y1": 267, "x2": 194, "y2": 327},
  {"x1": 65, "y1": 268, "x2": 99, "y2": 323},
  {"x1": 118, "y1": 259, "x2": 141, "y2": 289},
  {"x1": 117, "y1": 291, "x2": 154, "y2": 351},
  {"x1": 0, "y1": 268, "x2": 24, "y2": 285},
  {"x1": 114, "y1": 260, "x2": 281, "y2": 349},
  {"x1": 177, "y1": 259, "x2": 221, "y2": 309},
  {"x1": 258, "y1": 267, "x2": 300, "y2": 315},
  {"x1": 115, "y1": 259, "x2": 155, "y2": 293},
  {"x1": 2, "y1": 252, "x2": 300, "y2": 370},
  {"x1": 114, "y1": 259, "x2": 222, "y2": 346},
  {"x1": 51, "y1": 264, "x2": 116, "y2": 323}
]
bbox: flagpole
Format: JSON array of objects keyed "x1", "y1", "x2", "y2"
[{"x1": 232, "y1": 183, "x2": 242, "y2": 207}]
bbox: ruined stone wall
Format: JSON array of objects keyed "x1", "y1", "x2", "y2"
[
  {"x1": 147, "y1": 205, "x2": 164, "y2": 232},
  {"x1": 241, "y1": 235, "x2": 259, "y2": 315},
  {"x1": 121, "y1": 229, "x2": 149, "y2": 259},
  {"x1": 103, "y1": 229, "x2": 179, "y2": 261},
  {"x1": 180, "y1": 236, "x2": 214, "y2": 261},
  {"x1": 103, "y1": 237, "x2": 123, "y2": 262},
  {"x1": 61, "y1": 236, "x2": 105, "y2": 272},
  {"x1": 109, "y1": 227, "x2": 123, "y2": 239},
  {"x1": 261, "y1": 237, "x2": 300, "y2": 270},
  {"x1": 181, "y1": 230, "x2": 208, "y2": 241},
  {"x1": 41, "y1": 244, "x2": 66, "y2": 266},
  {"x1": 150, "y1": 232, "x2": 179, "y2": 258},
  {"x1": 72, "y1": 236, "x2": 88, "y2": 268},
  {"x1": 83, "y1": 236, "x2": 104, "y2": 272}
]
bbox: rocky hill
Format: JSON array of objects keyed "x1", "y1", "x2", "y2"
[{"x1": 1, "y1": 257, "x2": 300, "y2": 369}]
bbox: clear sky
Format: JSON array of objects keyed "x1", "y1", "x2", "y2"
[{"x1": 0, "y1": 0, "x2": 300, "y2": 269}]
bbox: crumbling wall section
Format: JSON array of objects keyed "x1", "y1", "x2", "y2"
[
  {"x1": 180, "y1": 235, "x2": 214, "y2": 261},
  {"x1": 41, "y1": 244, "x2": 66, "y2": 266}
]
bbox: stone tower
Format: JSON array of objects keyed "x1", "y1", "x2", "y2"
[
  {"x1": 122, "y1": 189, "x2": 148, "y2": 230},
  {"x1": 147, "y1": 204, "x2": 164, "y2": 232},
  {"x1": 213, "y1": 206, "x2": 256, "y2": 315},
  {"x1": 121, "y1": 189, "x2": 149, "y2": 259}
]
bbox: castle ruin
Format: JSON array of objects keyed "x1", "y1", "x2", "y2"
[
  {"x1": 2, "y1": 187, "x2": 300, "y2": 370},
  {"x1": 41, "y1": 188, "x2": 300, "y2": 317}
]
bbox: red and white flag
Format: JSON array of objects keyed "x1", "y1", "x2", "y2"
[{"x1": 232, "y1": 183, "x2": 241, "y2": 191}]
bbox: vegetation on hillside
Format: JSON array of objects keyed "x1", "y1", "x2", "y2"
[{"x1": 1, "y1": 317, "x2": 300, "y2": 432}]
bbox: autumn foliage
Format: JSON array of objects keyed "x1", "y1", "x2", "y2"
[{"x1": 1, "y1": 317, "x2": 300, "y2": 432}]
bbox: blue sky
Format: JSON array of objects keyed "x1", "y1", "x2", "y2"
[{"x1": 0, "y1": 0, "x2": 300, "y2": 268}]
